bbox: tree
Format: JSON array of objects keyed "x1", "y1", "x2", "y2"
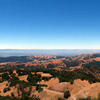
[
  {"x1": 2, "y1": 73, "x2": 10, "y2": 81},
  {"x1": 64, "y1": 91, "x2": 70, "y2": 99},
  {"x1": 47, "y1": 64, "x2": 55, "y2": 68}
]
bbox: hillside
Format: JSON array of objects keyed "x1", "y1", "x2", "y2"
[{"x1": 0, "y1": 53, "x2": 100, "y2": 100}]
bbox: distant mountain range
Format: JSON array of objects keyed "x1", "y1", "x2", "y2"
[{"x1": 0, "y1": 49, "x2": 100, "y2": 57}]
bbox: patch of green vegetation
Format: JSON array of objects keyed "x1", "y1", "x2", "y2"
[
  {"x1": 58, "y1": 98, "x2": 65, "y2": 100},
  {"x1": 27, "y1": 73, "x2": 41, "y2": 86},
  {"x1": 79, "y1": 97, "x2": 91, "y2": 100},
  {"x1": 82, "y1": 61, "x2": 100, "y2": 68},
  {"x1": 47, "y1": 64, "x2": 55, "y2": 68},
  {"x1": 0, "y1": 96, "x2": 40, "y2": 100},
  {"x1": 16, "y1": 69, "x2": 30, "y2": 76},
  {"x1": 79, "y1": 93, "x2": 100, "y2": 100},
  {"x1": 0, "y1": 96, "x2": 19, "y2": 100},
  {"x1": 42, "y1": 76, "x2": 51, "y2": 81},
  {"x1": 43, "y1": 69, "x2": 100, "y2": 84},
  {"x1": 1, "y1": 68, "x2": 100, "y2": 86},
  {"x1": 64, "y1": 90, "x2": 71, "y2": 99},
  {"x1": 2, "y1": 73, "x2": 10, "y2": 81},
  {"x1": 36, "y1": 84, "x2": 43, "y2": 92},
  {"x1": 63, "y1": 60, "x2": 80, "y2": 67},
  {"x1": 3, "y1": 87, "x2": 10, "y2": 93}
]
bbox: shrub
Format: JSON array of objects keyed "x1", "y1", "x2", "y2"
[
  {"x1": 27, "y1": 73, "x2": 41, "y2": 85},
  {"x1": 42, "y1": 77, "x2": 51, "y2": 81},
  {"x1": 79, "y1": 97, "x2": 91, "y2": 100},
  {"x1": 3, "y1": 87, "x2": 10, "y2": 93},
  {"x1": 64, "y1": 90, "x2": 70, "y2": 98},
  {"x1": 47, "y1": 64, "x2": 55, "y2": 68},
  {"x1": 36, "y1": 85, "x2": 43, "y2": 92},
  {"x1": 2, "y1": 73, "x2": 10, "y2": 81},
  {"x1": 58, "y1": 98, "x2": 65, "y2": 100}
]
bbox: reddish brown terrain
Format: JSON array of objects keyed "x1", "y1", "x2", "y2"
[{"x1": 0, "y1": 53, "x2": 100, "y2": 100}]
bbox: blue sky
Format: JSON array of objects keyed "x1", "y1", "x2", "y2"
[{"x1": 0, "y1": 0, "x2": 100, "y2": 49}]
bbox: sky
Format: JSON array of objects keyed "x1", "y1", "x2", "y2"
[{"x1": 0, "y1": 0, "x2": 100, "y2": 49}]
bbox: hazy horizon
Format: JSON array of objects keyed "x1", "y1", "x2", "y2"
[{"x1": 0, "y1": 49, "x2": 100, "y2": 57}]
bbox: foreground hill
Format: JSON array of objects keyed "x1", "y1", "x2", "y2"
[
  {"x1": 0, "y1": 69, "x2": 100, "y2": 100},
  {"x1": 0, "y1": 53, "x2": 100, "y2": 99}
]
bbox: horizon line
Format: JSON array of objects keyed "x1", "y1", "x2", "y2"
[{"x1": 0, "y1": 48, "x2": 100, "y2": 50}]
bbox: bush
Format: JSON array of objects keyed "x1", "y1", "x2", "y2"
[
  {"x1": 2, "y1": 73, "x2": 10, "y2": 81},
  {"x1": 47, "y1": 64, "x2": 55, "y2": 68},
  {"x1": 0, "y1": 96, "x2": 19, "y2": 100},
  {"x1": 58, "y1": 98, "x2": 64, "y2": 100},
  {"x1": 0, "y1": 96, "x2": 40, "y2": 100},
  {"x1": 42, "y1": 77, "x2": 51, "y2": 81},
  {"x1": 3, "y1": 87, "x2": 10, "y2": 93},
  {"x1": 64, "y1": 90, "x2": 70, "y2": 98},
  {"x1": 10, "y1": 74, "x2": 19, "y2": 87},
  {"x1": 79, "y1": 96, "x2": 91, "y2": 100},
  {"x1": 36, "y1": 85, "x2": 43, "y2": 92},
  {"x1": 27, "y1": 73, "x2": 41, "y2": 85}
]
